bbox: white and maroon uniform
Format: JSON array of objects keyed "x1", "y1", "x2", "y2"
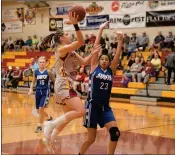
[{"x1": 54, "y1": 51, "x2": 80, "y2": 105}]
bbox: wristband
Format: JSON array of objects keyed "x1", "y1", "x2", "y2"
[{"x1": 74, "y1": 24, "x2": 80, "y2": 31}]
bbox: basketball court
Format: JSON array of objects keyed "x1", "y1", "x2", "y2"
[
  {"x1": 1, "y1": 0, "x2": 175, "y2": 154},
  {"x1": 2, "y1": 92, "x2": 175, "y2": 154}
]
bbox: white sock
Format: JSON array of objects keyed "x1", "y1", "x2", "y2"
[
  {"x1": 51, "y1": 129, "x2": 60, "y2": 143},
  {"x1": 52, "y1": 115, "x2": 68, "y2": 128}
]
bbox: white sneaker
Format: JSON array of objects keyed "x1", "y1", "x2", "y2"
[{"x1": 44, "y1": 121, "x2": 54, "y2": 140}]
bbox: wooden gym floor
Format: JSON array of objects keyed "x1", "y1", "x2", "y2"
[{"x1": 2, "y1": 92, "x2": 175, "y2": 154}]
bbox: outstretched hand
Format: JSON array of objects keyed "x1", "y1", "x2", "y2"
[
  {"x1": 99, "y1": 21, "x2": 109, "y2": 29},
  {"x1": 91, "y1": 44, "x2": 101, "y2": 55},
  {"x1": 114, "y1": 31, "x2": 123, "y2": 43},
  {"x1": 66, "y1": 11, "x2": 79, "y2": 25}
]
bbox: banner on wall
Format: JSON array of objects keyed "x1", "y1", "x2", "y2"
[
  {"x1": 85, "y1": 2, "x2": 104, "y2": 15},
  {"x1": 108, "y1": 1, "x2": 146, "y2": 14},
  {"x1": 49, "y1": 6, "x2": 72, "y2": 17},
  {"x1": 147, "y1": 0, "x2": 175, "y2": 11},
  {"x1": 146, "y1": 10, "x2": 175, "y2": 27},
  {"x1": 2, "y1": 8, "x2": 24, "y2": 22},
  {"x1": 109, "y1": 13, "x2": 146, "y2": 28},
  {"x1": 86, "y1": 15, "x2": 109, "y2": 29},
  {"x1": 49, "y1": 18, "x2": 63, "y2": 31},
  {"x1": 24, "y1": 8, "x2": 36, "y2": 25},
  {"x1": 2, "y1": 21, "x2": 23, "y2": 33},
  {"x1": 63, "y1": 18, "x2": 87, "y2": 31}
]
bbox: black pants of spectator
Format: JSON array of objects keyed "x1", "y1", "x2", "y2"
[
  {"x1": 11, "y1": 78, "x2": 20, "y2": 88},
  {"x1": 167, "y1": 67, "x2": 175, "y2": 84},
  {"x1": 121, "y1": 51, "x2": 127, "y2": 60},
  {"x1": 137, "y1": 44, "x2": 148, "y2": 51},
  {"x1": 155, "y1": 70, "x2": 160, "y2": 81},
  {"x1": 164, "y1": 41, "x2": 174, "y2": 50},
  {"x1": 1, "y1": 46, "x2": 5, "y2": 54},
  {"x1": 9, "y1": 44, "x2": 15, "y2": 51},
  {"x1": 154, "y1": 42, "x2": 164, "y2": 49}
]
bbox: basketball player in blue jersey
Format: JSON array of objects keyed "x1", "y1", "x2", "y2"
[
  {"x1": 28, "y1": 56, "x2": 55, "y2": 133},
  {"x1": 79, "y1": 22, "x2": 123, "y2": 155}
]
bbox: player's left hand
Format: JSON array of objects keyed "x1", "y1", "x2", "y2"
[
  {"x1": 99, "y1": 21, "x2": 109, "y2": 29},
  {"x1": 114, "y1": 31, "x2": 123, "y2": 43}
]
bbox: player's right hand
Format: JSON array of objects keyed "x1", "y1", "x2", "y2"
[
  {"x1": 28, "y1": 89, "x2": 33, "y2": 95},
  {"x1": 68, "y1": 11, "x2": 79, "y2": 25}
]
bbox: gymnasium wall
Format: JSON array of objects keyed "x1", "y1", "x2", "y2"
[{"x1": 2, "y1": 1, "x2": 175, "y2": 45}]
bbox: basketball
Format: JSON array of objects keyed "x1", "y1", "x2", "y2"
[{"x1": 68, "y1": 5, "x2": 86, "y2": 22}]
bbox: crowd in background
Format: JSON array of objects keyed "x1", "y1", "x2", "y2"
[{"x1": 1, "y1": 31, "x2": 175, "y2": 92}]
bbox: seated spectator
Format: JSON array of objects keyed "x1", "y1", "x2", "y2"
[
  {"x1": 128, "y1": 53, "x2": 136, "y2": 68},
  {"x1": 25, "y1": 36, "x2": 32, "y2": 46},
  {"x1": 11, "y1": 67, "x2": 22, "y2": 88},
  {"x1": 110, "y1": 37, "x2": 118, "y2": 52},
  {"x1": 127, "y1": 32, "x2": 138, "y2": 58},
  {"x1": 137, "y1": 32, "x2": 149, "y2": 51},
  {"x1": 1, "y1": 38, "x2": 7, "y2": 54},
  {"x1": 32, "y1": 35, "x2": 39, "y2": 50},
  {"x1": 15, "y1": 38, "x2": 25, "y2": 51},
  {"x1": 23, "y1": 36, "x2": 32, "y2": 51},
  {"x1": 73, "y1": 67, "x2": 85, "y2": 92},
  {"x1": 71, "y1": 34, "x2": 77, "y2": 42},
  {"x1": 153, "y1": 31, "x2": 165, "y2": 50},
  {"x1": 121, "y1": 33, "x2": 130, "y2": 59},
  {"x1": 151, "y1": 53, "x2": 161, "y2": 81},
  {"x1": 164, "y1": 31, "x2": 174, "y2": 51},
  {"x1": 3, "y1": 66, "x2": 14, "y2": 88},
  {"x1": 81, "y1": 69, "x2": 90, "y2": 96},
  {"x1": 7, "y1": 37, "x2": 15, "y2": 51},
  {"x1": 30, "y1": 57, "x2": 39, "y2": 71},
  {"x1": 123, "y1": 33, "x2": 130, "y2": 52},
  {"x1": 147, "y1": 46, "x2": 155, "y2": 60},
  {"x1": 104, "y1": 34, "x2": 110, "y2": 50},
  {"x1": 137, "y1": 59, "x2": 155, "y2": 83},
  {"x1": 138, "y1": 52, "x2": 146, "y2": 66},
  {"x1": 84, "y1": 34, "x2": 90, "y2": 44},
  {"x1": 85, "y1": 42, "x2": 93, "y2": 54},
  {"x1": 147, "y1": 47, "x2": 160, "y2": 60},
  {"x1": 123, "y1": 57, "x2": 143, "y2": 82},
  {"x1": 89, "y1": 33, "x2": 96, "y2": 44}
]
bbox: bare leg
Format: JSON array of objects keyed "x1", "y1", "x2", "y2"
[{"x1": 79, "y1": 128, "x2": 97, "y2": 155}]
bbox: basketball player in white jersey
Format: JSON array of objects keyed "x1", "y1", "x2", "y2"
[{"x1": 41, "y1": 12, "x2": 101, "y2": 146}]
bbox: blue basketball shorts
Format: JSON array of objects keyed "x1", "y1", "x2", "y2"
[
  {"x1": 35, "y1": 89, "x2": 50, "y2": 109},
  {"x1": 83, "y1": 99, "x2": 116, "y2": 129}
]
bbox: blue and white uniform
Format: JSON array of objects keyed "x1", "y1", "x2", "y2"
[
  {"x1": 84, "y1": 66, "x2": 116, "y2": 129},
  {"x1": 35, "y1": 69, "x2": 50, "y2": 109}
]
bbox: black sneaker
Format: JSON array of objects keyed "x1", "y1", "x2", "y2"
[
  {"x1": 47, "y1": 116, "x2": 53, "y2": 121},
  {"x1": 35, "y1": 126, "x2": 42, "y2": 133}
]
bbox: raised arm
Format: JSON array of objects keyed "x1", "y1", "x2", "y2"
[
  {"x1": 110, "y1": 32, "x2": 123, "y2": 74},
  {"x1": 57, "y1": 12, "x2": 84, "y2": 58},
  {"x1": 91, "y1": 21, "x2": 109, "y2": 72},
  {"x1": 74, "y1": 44, "x2": 101, "y2": 65}
]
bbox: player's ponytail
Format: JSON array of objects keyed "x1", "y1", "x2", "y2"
[{"x1": 41, "y1": 28, "x2": 64, "y2": 48}]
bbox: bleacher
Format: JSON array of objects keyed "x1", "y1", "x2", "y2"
[{"x1": 2, "y1": 50, "x2": 175, "y2": 104}]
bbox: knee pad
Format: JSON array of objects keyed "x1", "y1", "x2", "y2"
[{"x1": 109, "y1": 127, "x2": 120, "y2": 141}]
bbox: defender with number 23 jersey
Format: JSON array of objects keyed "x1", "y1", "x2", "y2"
[{"x1": 87, "y1": 66, "x2": 113, "y2": 103}]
